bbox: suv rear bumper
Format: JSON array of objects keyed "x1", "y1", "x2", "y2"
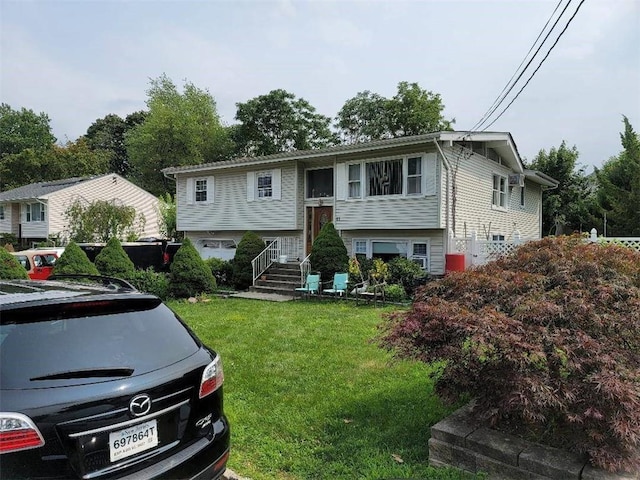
[{"x1": 120, "y1": 417, "x2": 230, "y2": 480}]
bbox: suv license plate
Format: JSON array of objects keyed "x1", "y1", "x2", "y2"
[{"x1": 109, "y1": 419, "x2": 158, "y2": 462}]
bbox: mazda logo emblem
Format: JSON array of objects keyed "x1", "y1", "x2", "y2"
[{"x1": 129, "y1": 394, "x2": 152, "y2": 417}]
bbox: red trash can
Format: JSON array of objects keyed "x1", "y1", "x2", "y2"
[{"x1": 445, "y1": 253, "x2": 466, "y2": 274}]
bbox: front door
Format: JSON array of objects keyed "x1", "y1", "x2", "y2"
[{"x1": 306, "y1": 206, "x2": 333, "y2": 255}]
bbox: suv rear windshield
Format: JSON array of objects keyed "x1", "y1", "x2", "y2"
[{"x1": 1, "y1": 302, "x2": 200, "y2": 389}]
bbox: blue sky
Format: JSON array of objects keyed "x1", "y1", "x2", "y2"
[{"x1": 1, "y1": 0, "x2": 638, "y2": 171}]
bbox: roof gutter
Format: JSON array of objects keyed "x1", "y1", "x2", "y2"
[{"x1": 432, "y1": 139, "x2": 451, "y2": 253}]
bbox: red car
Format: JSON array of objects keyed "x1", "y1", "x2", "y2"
[{"x1": 10, "y1": 248, "x2": 64, "y2": 280}]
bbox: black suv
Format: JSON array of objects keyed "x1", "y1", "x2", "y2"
[{"x1": 0, "y1": 276, "x2": 229, "y2": 479}]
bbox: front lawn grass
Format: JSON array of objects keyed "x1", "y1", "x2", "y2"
[{"x1": 171, "y1": 298, "x2": 476, "y2": 480}]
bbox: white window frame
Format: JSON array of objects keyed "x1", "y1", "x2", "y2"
[
  {"x1": 187, "y1": 176, "x2": 214, "y2": 205},
  {"x1": 341, "y1": 153, "x2": 436, "y2": 200},
  {"x1": 195, "y1": 178, "x2": 208, "y2": 203},
  {"x1": 353, "y1": 239, "x2": 367, "y2": 255},
  {"x1": 0, "y1": 205, "x2": 4, "y2": 220},
  {"x1": 305, "y1": 167, "x2": 334, "y2": 199},
  {"x1": 520, "y1": 185, "x2": 526, "y2": 208},
  {"x1": 406, "y1": 157, "x2": 423, "y2": 195},
  {"x1": 257, "y1": 172, "x2": 273, "y2": 199},
  {"x1": 351, "y1": 238, "x2": 430, "y2": 271},
  {"x1": 25, "y1": 203, "x2": 46, "y2": 223},
  {"x1": 492, "y1": 174, "x2": 508, "y2": 210},
  {"x1": 247, "y1": 169, "x2": 281, "y2": 202},
  {"x1": 348, "y1": 163, "x2": 362, "y2": 199}
]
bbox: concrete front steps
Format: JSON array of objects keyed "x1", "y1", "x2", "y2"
[{"x1": 250, "y1": 262, "x2": 302, "y2": 295}]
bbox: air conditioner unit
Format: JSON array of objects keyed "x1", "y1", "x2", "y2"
[
  {"x1": 508, "y1": 174, "x2": 525, "y2": 187},
  {"x1": 411, "y1": 257, "x2": 429, "y2": 270}
]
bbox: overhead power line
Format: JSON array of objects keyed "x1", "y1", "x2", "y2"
[
  {"x1": 469, "y1": 0, "x2": 568, "y2": 132},
  {"x1": 481, "y1": 0, "x2": 587, "y2": 131}
]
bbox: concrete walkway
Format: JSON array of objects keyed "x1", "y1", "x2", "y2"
[{"x1": 230, "y1": 291, "x2": 295, "y2": 302}]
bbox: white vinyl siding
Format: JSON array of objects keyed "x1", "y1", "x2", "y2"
[
  {"x1": 179, "y1": 165, "x2": 294, "y2": 231},
  {"x1": 46, "y1": 174, "x2": 162, "y2": 239},
  {"x1": 335, "y1": 152, "x2": 439, "y2": 230},
  {"x1": 445, "y1": 144, "x2": 542, "y2": 239}
]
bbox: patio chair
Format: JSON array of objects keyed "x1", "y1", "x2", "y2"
[
  {"x1": 355, "y1": 275, "x2": 386, "y2": 306},
  {"x1": 295, "y1": 274, "x2": 321, "y2": 299},
  {"x1": 322, "y1": 272, "x2": 349, "y2": 298}
]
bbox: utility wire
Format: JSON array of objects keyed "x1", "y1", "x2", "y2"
[
  {"x1": 481, "y1": 0, "x2": 586, "y2": 131},
  {"x1": 470, "y1": 0, "x2": 578, "y2": 132}
]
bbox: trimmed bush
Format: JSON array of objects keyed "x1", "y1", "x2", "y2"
[
  {"x1": 53, "y1": 241, "x2": 99, "y2": 276},
  {"x1": 206, "y1": 257, "x2": 233, "y2": 288},
  {"x1": 383, "y1": 283, "x2": 407, "y2": 302},
  {"x1": 94, "y1": 237, "x2": 135, "y2": 280},
  {"x1": 169, "y1": 238, "x2": 216, "y2": 298},
  {"x1": 379, "y1": 235, "x2": 640, "y2": 473},
  {"x1": 129, "y1": 268, "x2": 170, "y2": 300},
  {"x1": 309, "y1": 222, "x2": 348, "y2": 282},
  {"x1": 232, "y1": 232, "x2": 265, "y2": 290},
  {"x1": 0, "y1": 248, "x2": 29, "y2": 279},
  {"x1": 388, "y1": 256, "x2": 430, "y2": 297}
]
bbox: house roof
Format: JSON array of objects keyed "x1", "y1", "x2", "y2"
[
  {"x1": 0, "y1": 175, "x2": 105, "y2": 202},
  {"x1": 162, "y1": 131, "x2": 525, "y2": 175}
]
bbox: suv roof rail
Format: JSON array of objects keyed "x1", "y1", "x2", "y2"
[{"x1": 48, "y1": 274, "x2": 138, "y2": 292}]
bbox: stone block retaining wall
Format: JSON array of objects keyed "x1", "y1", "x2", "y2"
[{"x1": 429, "y1": 405, "x2": 639, "y2": 480}]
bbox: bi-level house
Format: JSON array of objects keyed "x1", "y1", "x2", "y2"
[
  {"x1": 162, "y1": 131, "x2": 557, "y2": 276},
  {"x1": 0, "y1": 173, "x2": 161, "y2": 245}
]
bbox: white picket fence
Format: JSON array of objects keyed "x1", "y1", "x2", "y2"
[
  {"x1": 450, "y1": 228, "x2": 640, "y2": 268},
  {"x1": 448, "y1": 230, "x2": 525, "y2": 268},
  {"x1": 588, "y1": 228, "x2": 640, "y2": 252}
]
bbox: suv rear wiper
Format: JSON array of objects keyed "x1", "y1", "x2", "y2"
[{"x1": 30, "y1": 368, "x2": 134, "y2": 381}]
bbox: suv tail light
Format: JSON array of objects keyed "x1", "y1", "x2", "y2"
[
  {"x1": 199, "y1": 356, "x2": 224, "y2": 399},
  {"x1": 0, "y1": 413, "x2": 45, "y2": 453}
]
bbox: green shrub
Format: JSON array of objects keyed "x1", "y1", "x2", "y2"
[
  {"x1": 0, "y1": 248, "x2": 28, "y2": 279},
  {"x1": 206, "y1": 257, "x2": 233, "y2": 287},
  {"x1": 388, "y1": 256, "x2": 430, "y2": 297},
  {"x1": 384, "y1": 283, "x2": 407, "y2": 302},
  {"x1": 169, "y1": 238, "x2": 216, "y2": 298},
  {"x1": 232, "y1": 232, "x2": 265, "y2": 290},
  {"x1": 129, "y1": 268, "x2": 170, "y2": 300},
  {"x1": 380, "y1": 235, "x2": 640, "y2": 473},
  {"x1": 94, "y1": 237, "x2": 135, "y2": 280},
  {"x1": 309, "y1": 222, "x2": 348, "y2": 282},
  {"x1": 53, "y1": 241, "x2": 99, "y2": 276}
]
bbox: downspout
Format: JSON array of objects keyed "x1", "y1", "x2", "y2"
[{"x1": 433, "y1": 140, "x2": 451, "y2": 255}]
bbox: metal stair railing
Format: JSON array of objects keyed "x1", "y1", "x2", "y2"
[
  {"x1": 251, "y1": 236, "x2": 303, "y2": 286},
  {"x1": 299, "y1": 254, "x2": 311, "y2": 287}
]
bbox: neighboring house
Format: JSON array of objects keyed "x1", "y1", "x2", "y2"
[
  {"x1": 0, "y1": 174, "x2": 161, "y2": 245},
  {"x1": 162, "y1": 131, "x2": 558, "y2": 275}
]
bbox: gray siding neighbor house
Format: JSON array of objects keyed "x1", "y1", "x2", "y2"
[
  {"x1": 0, "y1": 173, "x2": 161, "y2": 245},
  {"x1": 162, "y1": 131, "x2": 557, "y2": 275}
]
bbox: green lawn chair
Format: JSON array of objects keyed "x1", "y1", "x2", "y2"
[
  {"x1": 295, "y1": 274, "x2": 320, "y2": 299},
  {"x1": 323, "y1": 272, "x2": 349, "y2": 298}
]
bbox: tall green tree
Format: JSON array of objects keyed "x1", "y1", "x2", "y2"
[
  {"x1": 126, "y1": 74, "x2": 233, "y2": 196},
  {"x1": 0, "y1": 103, "x2": 56, "y2": 156},
  {"x1": 84, "y1": 111, "x2": 147, "y2": 176},
  {"x1": 0, "y1": 104, "x2": 57, "y2": 190},
  {"x1": 0, "y1": 138, "x2": 109, "y2": 191},
  {"x1": 529, "y1": 142, "x2": 597, "y2": 235},
  {"x1": 233, "y1": 89, "x2": 338, "y2": 157},
  {"x1": 64, "y1": 199, "x2": 144, "y2": 242},
  {"x1": 335, "y1": 82, "x2": 454, "y2": 144},
  {"x1": 596, "y1": 116, "x2": 640, "y2": 236}
]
